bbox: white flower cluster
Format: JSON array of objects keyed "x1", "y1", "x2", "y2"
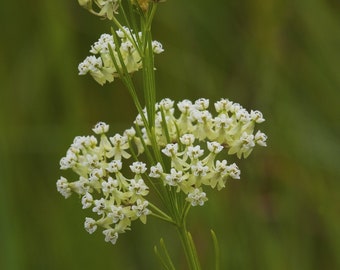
[
  {"x1": 78, "y1": 0, "x2": 120, "y2": 20},
  {"x1": 78, "y1": 28, "x2": 164, "y2": 85},
  {"x1": 57, "y1": 98, "x2": 267, "y2": 242},
  {"x1": 136, "y1": 98, "x2": 267, "y2": 158},
  {"x1": 138, "y1": 98, "x2": 266, "y2": 206},
  {"x1": 149, "y1": 140, "x2": 241, "y2": 206},
  {"x1": 57, "y1": 122, "x2": 151, "y2": 245}
]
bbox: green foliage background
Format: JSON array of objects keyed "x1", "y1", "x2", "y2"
[{"x1": 1, "y1": 0, "x2": 339, "y2": 269}]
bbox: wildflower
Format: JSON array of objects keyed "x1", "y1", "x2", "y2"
[
  {"x1": 103, "y1": 228, "x2": 119, "y2": 244},
  {"x1": 187, "y1": 145, "x2": 204, "y2": 160},
  {"x1": 228, "y1": 132, "x2": 256, "y2": 158},
  {"x1": 177, "y1": 99, "x2": 192, "y2": 113},
  {"x1": 250, "y1": 110, "x2": 265, "y2": 123},
  {"x1": 70, "y1": 176, "x2": 91, "y2": 195},
  {"x1": 93, "y1": 198, "x2": 107, "y2": 215},
  {"x1": 106, "y1": 160, "x2": 122, "y2": 173},
  {"x1": 79, "y1": 30, "x2": 164, "y2": 85},
  {"x1": 92, "y1": 121, "x2": 109, "y2": 134},
  {"x1": 186, "y1": 188, "x2": 208, "y2": 206},
  {"x1": 102, "y1": 177, "x2": 119, "y2": 195},
  {"x1": 57, "y1": 97, "x2": 267, "y2": 245},
  {"x1": 255, "y1": 130, "x2": 267, "y2": 146},
  {"x1": 162, "y1": 143, "x2": 179, "y2": 157},
  {"x1": 129, "y1": 179, "x2": 149, "y2": 196},
  {"x1": 131, "y1": 199, "x2": 150, "y2": 223},
  {"x1": 80, "y1": 0, "x2": 120, "y2": 20},
  {"x1": 191, "y1": 161, "x2": 209, "y2": 177},
  {"x1": 226, "y1": 163, "x2": 241, "y2": 179},
  {"x1": 108, "y1": 134, "x2": 131, "y2": 160},
  {"x1": 214, "y1": 160, "x2": 228, "y2": 176},
  {"x1": 190, "y1": 109, "x2": 214, "y2": 140},
  {"x1": 89, "y1": 168, "x2": 105, "y2": 182},
  {"x1": 56, "y1": 176, "x2": 72, "y2": 198},
  {"x1": 207, "y1": 141, "x2": 223, "y2": 154},
  {"x1": 165, "y1": 168, "x2": 187, "y2": 186},
  {"x1": 108, "y1": 205, "x2": 126, "y2": 223},
  {"x1": 214, "y1": 98, "x2": 233, "y2": 113},
  {"x1": 90, "y1": 34, "x2": 115, "y2": 54},
  {"x1": 180, "y1": 134, "x2": 195, "y2": 146},
  {"x1": 194, "y1": 98, "x2": 209, "y2": 110},
  {"x1": 209, "y1": 160, "x2": 229, "y2": 190},
  {"x1": 84, "y1": 217, "x2": 97, "y2": 234},
  {"x1": 130, "y1": 161, "x2": 147, "y2": 175},
  {"x1": 59, "y1": 152, "x2": 77, "y2": 170},
  {"x1": 81, "y1": 192, "x2": 94, "y2": 209},
  {"x1": 78, "y1": 56, "x2": 114, "y2": 85},
  {"x1": 177, "y1": 100, "x2": 195, "y2": 133},
  {"x1": 152, "y1": 40, "x2": 164, "y2": 54},
  {"x1": 149, "y1": 163, "x2": 163, "y2": 178}
]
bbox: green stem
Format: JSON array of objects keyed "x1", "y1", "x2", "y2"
[
  {"x1": 111, "y1": 3, "x2": 204, "y2": 269},
  {"x1": 148, "y1": 202, "x2": 175, "y2": 224},
  {"x1": 176, "y1": 221, "x2": 201, "y2": 270}
]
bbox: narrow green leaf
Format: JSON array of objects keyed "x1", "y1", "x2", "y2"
[
  {"x1": 210, "y1": 230, "x2": 220, "y2": 270},
  {"x1": 187, "y1": 231, "x2": 202, "y2": 270},
  {"x1": 154, "y1": 245, "x2": 170, "y2": 270},
  {"x1": 160, "y1": 238, "x2": 176, "y2": 270}
]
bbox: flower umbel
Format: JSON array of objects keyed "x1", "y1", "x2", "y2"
[
  {"x1": 78, "y1": 29, "x2": 164, "y2": 85},
  {"x1": 57, "y1": 98, "x2": 267, "y2": 244},
  {"x1": 57, "y1": 123, "x2": 151, "y2": 244}
]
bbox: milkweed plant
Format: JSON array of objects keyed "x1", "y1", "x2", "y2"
[{"x1": 56, "y1": 1, "x2": 267, "y2": 269}]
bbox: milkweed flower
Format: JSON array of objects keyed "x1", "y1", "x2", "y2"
[
  {"x1": 78, "y1": 29, "x2": 164, "y2": 85},
  {"x1": 57, "y1": 122, "x2": 151, "y2": 245},
  {"x1": 57, "y1": 98, "x2": 267, "y2": 244},
  {"x1": 78, "y1": 0, "x2": 120, "y2": 20}
]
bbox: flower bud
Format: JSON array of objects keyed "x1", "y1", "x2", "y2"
[
  {"x1": 78, "y1": 0, "x2": 92, "y2": 9},
  {"x1": 136, "y1": 0, "x2": 150, "y2": 11}
]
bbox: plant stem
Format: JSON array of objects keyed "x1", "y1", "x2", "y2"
[
  {"x1": 176, "y1": 221, "x2": 201, "y2": 270},
  {"x1": 111, "y1": 3, "x2": 204, "y2": 269}
]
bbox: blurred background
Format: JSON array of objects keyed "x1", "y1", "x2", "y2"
[{"x1": 1, "y1": 0, "x2": 340, "y2": 269}]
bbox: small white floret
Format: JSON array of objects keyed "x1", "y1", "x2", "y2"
[
  {"x1": 250, "y1": 110, "x2": 265, "y2": 123},
  {"x1": 92, "y1": 121, "x2": 109, "y2": 134},
  {"x1": 106, "y1": 160, "x2": 122, "y2": 173},
  {"x1": 84, "y1": 217, "x2": 97, "y2": 234},
  {"x1": 103, "y1": 228, "x2": 119, "y2": 245},
  {"x1": 207, "y1": 141, "x2": 223, "y2": 154},
  {"x1": 149, "y1": 163, "x2": 163, "y2": 178},
  {"x1": 93, "y1": 198, "x2": 106, "y2": 215},
  {"x1": 191, "y1": 161, "x2": 209, "y2": 177},
  {"x1": 130, "y1": 161, "x2": 147, "y2": 174},
  {"x1": 162, "y1": 143, "x2": 178, "y2": 157},
  {"x1": 177, "y1": 99, "x2": 193, "y2": 114},
  {"x1": 152, "y1": 40, "x2": 164, "y2": 54},
  {"x1": 255, "y1": 130, "x2": 267, "y2": 147},
  {"x1": 102, "y1": 177, "x2": 119, "y2": 194},
  {"x1": 194, "y1": 98, "x2": 209, "y2": 110},
  {"x1": 131, "y1": 199, "x2": 150, "y2": 217},
  {"x1": 187, "y1": 145, "x2": 204, "y2": 159},
  {"x1": 226, "y1": 163, "x2": 241, "y2": 179},
  {"x1": 129, "y1": 179, "x2": 149, "y2": 195},
  {"x1": 56, "y1": 176, "x2": 72, "y2": 198},
  {"x1": 81, "y1": 192, "x2": 93, "y2": 209},
  {"x1": 180, "y1": 134, "x2": 195, "y2": 146},
  {"x1": 186, "y1": 188, "x2": 208, "y2": 206}
]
